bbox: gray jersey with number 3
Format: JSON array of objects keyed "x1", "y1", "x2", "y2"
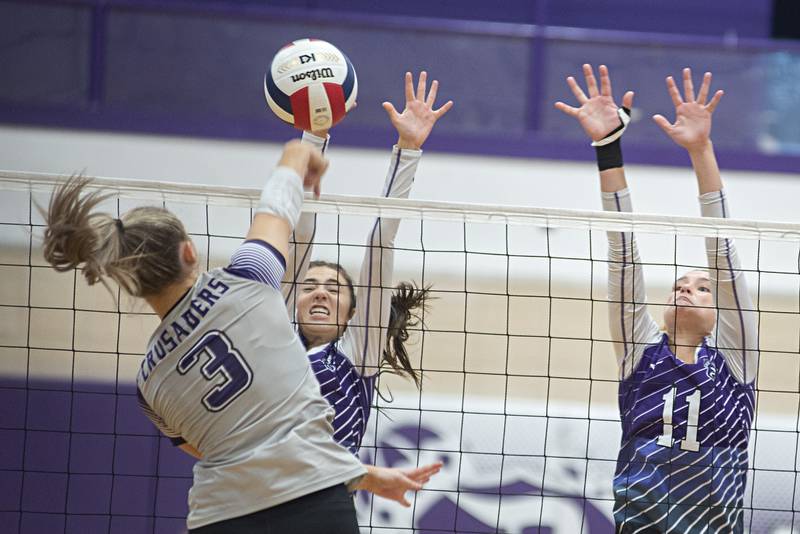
[{"x1": 136, "y1": 241, "x2": 365, "y2": 530}]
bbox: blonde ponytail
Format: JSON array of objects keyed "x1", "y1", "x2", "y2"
[{"x1": 42, "y1": 176, "x2": 190, "y2": 297}]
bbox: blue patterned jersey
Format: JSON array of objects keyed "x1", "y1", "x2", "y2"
[
  {"x1": 603, "y1": 187, "x2": 759, "y2": 533},
  {"x1": 308, "y1": 343, "x2": 377, "y2": 454},
  {"x1": 614, "y1": 334, "x2": 754, "y2": 532}
]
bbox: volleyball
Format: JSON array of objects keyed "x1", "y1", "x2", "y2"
[{"x1": 264, "y1": 38, "x2": 358, "y2": 131}]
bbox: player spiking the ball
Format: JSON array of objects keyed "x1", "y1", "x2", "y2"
[
  {"x1": 557, "y1": 65, "x2": 758, "y2": 533},
  {"x1": 41, "y1": 142, "x2": 441, "y2": 533}
]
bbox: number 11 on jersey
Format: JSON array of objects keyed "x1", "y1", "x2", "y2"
[{"x1": 656, "y1": 387, "x2": 701, "y2": 452}]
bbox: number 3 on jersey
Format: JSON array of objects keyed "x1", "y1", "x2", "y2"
[
  {"x1": 178, "y1": 330, "x2": 253, "y2": 412},
  {"x1": 656, "y1": 387, "x2": 701, "y2": 452}
]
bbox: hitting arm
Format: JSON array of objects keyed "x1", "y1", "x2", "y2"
[{"x1": 282, "y1": 131, "x2": 327, "y2": 312}]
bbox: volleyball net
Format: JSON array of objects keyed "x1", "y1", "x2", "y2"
[{"x1": 1, "y1": 170, "x2": 800, "y2": 533}]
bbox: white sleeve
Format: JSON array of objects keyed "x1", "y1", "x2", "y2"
[
  {"x1": 699, "y1": 189, "x2": 759, "y2": 384},
  {"x1": 340, "y1": 146, "x2": 421, "y2": 376},
  {"x1": 283, "y1": 212, "x2": 316, "y2": 314},
  {"x1": 602, "y1": 188, "x2": 662, "y2": 379},
  {"x1": 282, "y1": 131, "x2": 328, "y2": 312}
]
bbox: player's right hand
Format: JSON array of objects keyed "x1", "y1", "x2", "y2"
[
  {"x1": 356, "y1": 462, "x2": 443, "y2": 507},
  {"x1": 554, "y1": 64, "x2": 634, "y2": 143},
  {"x1": 278, "y1": 140, "x2": 328, "y2": 198}
]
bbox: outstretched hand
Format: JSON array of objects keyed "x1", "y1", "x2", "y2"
[
  {"x1": 383, "y1": 71, "x2": 453, "y2": 150},
  {"x1": 555, "y1": 64, "x2": 634, "y2": 142},
  {"x1": 652, "y1": 68, "x2": 723, "y2": 153},
  {"x1": 356, "y1": 462, "x2": 443, "y2": 507}
]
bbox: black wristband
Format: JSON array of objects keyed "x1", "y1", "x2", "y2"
[{"x1": 595, "y1": 138, "x2": 623, "y2": 171}]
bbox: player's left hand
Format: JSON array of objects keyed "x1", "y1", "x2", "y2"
[
  {"x1": 357, "y1": 462, "x2": 443, "y2": 507},
  {"x1": 652, "y1": 68, "x2": 723, "y2": 153},
  {"x1": 383, "y1": 71, "x2": 453, "y2": 150}
]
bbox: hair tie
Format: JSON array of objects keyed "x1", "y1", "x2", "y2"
[{"x1": 114, "y1": 218, "x2": 124, "y2": 233}]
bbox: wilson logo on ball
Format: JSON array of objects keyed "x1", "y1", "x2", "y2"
[
  {"x1": 290, "y1": 67, "x2": 335, "y2": 83},
  {"x1": 265, "y1": 39, "x2": 357, "y2": 131}
]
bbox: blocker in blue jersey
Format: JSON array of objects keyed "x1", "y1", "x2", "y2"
[{"x1": 556, "y1": 64, "x2": 758, "y2": 533}]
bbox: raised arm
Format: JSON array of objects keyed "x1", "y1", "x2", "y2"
[
  {"x1": 282, "y1": 131, "x2": 328, "y2": 312},
  {"x1": 342, "y1": 71, "x2": 452, "y2": 375},
  {"x1": 653, "y1": 68, "x2": 758, "y2": 383},
  {"x1": 247, "y1": 140, "x2": 326, "y2": 265},
  {"x1": 139, "y1": 142, "x2": 327, "y2": 460},
  {"x1": 555, "y1": 64, "x2": 661, "y2": 378}
]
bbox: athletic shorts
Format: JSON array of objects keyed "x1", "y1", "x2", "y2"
[{"x1": 189, "y1": 484, "x2": 359, "y2": 534}]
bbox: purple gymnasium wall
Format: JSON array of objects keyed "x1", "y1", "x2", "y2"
[
  {"x1": 1, "y1": 376, "x2": 193, "y2": 533},
  {"x1": 0, "y1": 379, "x2": 622, "y2": 533},
  {"x1": 1, "y1": 1, "x2": 800, "y2": 533},
  {"x1": 131, "y1": 0, "x2": 774, "y2": 38},
  {"x1": 0, "y1": 0, "x2": 799, "y2": 172}
]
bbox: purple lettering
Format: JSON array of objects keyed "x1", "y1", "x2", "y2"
[
  {"x1": 153, "y1": 340, "x2": 167, "y2": 361},
  {"x1": 208, "y1": 278, "x2": 229, "y2": 294},
  {"x1": 159, "y1": 330, "x2": 177, "y2": 353},
  {"x1": 190, "y1": 299, "x2": 210, "y2": 317},
  {"x1": 197, "y1": 288, "x2": 220, "y2": 308},
  {"x1": 171, "y1": 321, "x2": 190, "y2": 342},
  {"x1": 181, "y1": 309, "x2": 200, "y2": 329}
]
